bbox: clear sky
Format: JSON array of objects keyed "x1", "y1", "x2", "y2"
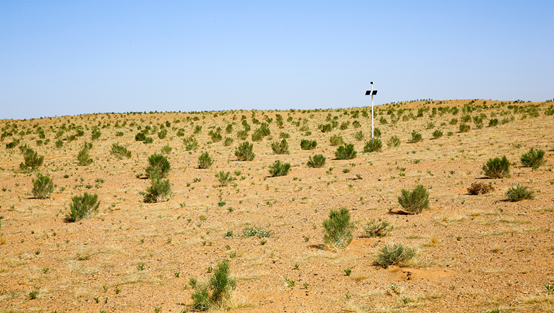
[{"x1": 1, "y1": 1, "x2": 553, "y2": 120}]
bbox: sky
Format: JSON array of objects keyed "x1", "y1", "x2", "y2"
[{"x1": 1, "y1": 1, "x2": 553, "y2": 120}]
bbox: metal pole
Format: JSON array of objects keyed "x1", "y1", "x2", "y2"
[{"x1": 371, "y1": 82, "x2": 374, "y2": 139}]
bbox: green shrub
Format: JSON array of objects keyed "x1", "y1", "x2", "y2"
[
  {"x1": 235, "y1": 142, "x2": 255, "y2": 161},
  {"x1": 482, "y1": 156, "x2": 510, "y2": 178},
  {"x1": 32, "y1": 173, "x2": 54, "y2": 199},
  {"x1": 473, "y1": 116, "x2": 484, "y2": 129},
  {"x1": 279, "y1": 132, "x2": 290, "y2": 139},
  {"x1": 145, "y1": 153, "x2": 171, "y2": 178},
  {"x1": 161, "y1": 145, "x2": 172, "y2": 154},
  {"x1": 398, "y1": 184, "x2": 429, "y2": 214},
  {"x1": 545, "y1": 105, "x2": 554, "y2": 116},
  {"x1": 77, "y1": 144, "x2": 93, "y2": 166},
  {"x1": 271, "y1": 139, "x2": 289, "y2": 154},
  {"x1": 242, "y1": 226, "x2": 273, "y2": 238},
  {"x1": 300, "y1": 140, "x2": 317, "y2": 150},
  {"x1": 209, "y1": 131, "x2": 222, "y2": 143},
  {"x1": 143, "y1": 137, "x2": 153, "y2": 144},
  {"x1": 91, "y1": 130, "x2": 101, "y2": 140},
  {"x1": 251, "y1": 130, "x2": 263, "y2": 142},
  {"x1": 158, "y1": 129, "x2": 168, "y2": 139},
  {"x1": 194, "y1": 125, "x2": 202, "y2": 134},
  {"x1": 340, "y1": 121, "x2": 349, "y2": 130},
  {"x1": 329, "y1": 135, "x2": 343, "y2": 146},
  {"x1": 505, "y1": 184, "x2": 534, "y2": 202},
  {"x1": 335, "y1": 143, "x2": 356, "y2": 160},
  {"x1": 115, "y1": 131, "x2": 124, "y2": 137},
  {"x1": 269, "y1": 160, "x2": 291, "y2": 177},
  {"x1": 363, "y1": 138, "x2": 382, "y2": 153},
  {"x1": 488, "y1": 118, "x2": 499, "y2": 127},
  {"x1": 373, "y1": 127, "x2": 381, "y2": 138},
  {"x1": 198, "y1": 152, "x2": 213, "y2": 169},
  {"x1": 449, "y1": 118, "x2": 458, "y2": 125},
  {"x1": 376, "y1": 243, "x2": 416, "y2": 268},
  {"x1": 461, "y1": 114, "x2": 471, "y2": 123},
  {"x1": 409, "y1": 130, "x2": 423, "y2": 143},
  {"x1": 354, "y1": 131, "x2": 364, "y2": 141},
  {"x1": 520, "y1": 147, "x2": 546, "y2": 169},
  {"x1": 307, "y1": 154, "x2": 326, "y2": 168},
  {"x1": 236, "y1": 130, "x2": 248, "y2": 140},
  {"x1": 135, "y1": 132, "x2": 146, "y2": 141},
  {"x1": 319, "y1": 124, "x2": 332, "y2": 133},
  {"x1": 65, "y1": 193, "x2": 100, "y2": 222},
  {"x1": 216, "y1": 171, "x2": 236, "y2": 187},
  {"x1": 387, "y1": 135, "x2": 400, "y2": 148},
  {"x1": 322, "y1": 208, "x2": 354, "y2": 249},
  {"x1": 55, "y1": 139, "x2": 64, "y2": 148},
  {"x1": 223, "y1": 137, "x2": 234, "y2": 146},
  {"x1": 432, "y1": 130, "x2": 443, "y2": 139},
  {"x1": 20, "y1": 147, "x2": 44, "y2": 169},
  {"x1": 362, "y1": 219, "x2": 392, "y2": 238},
  {"x1": 459, "y1": 123, "x2": 470, "y2": 133},
  {"x1": 352, "y1": 120, "x2": 361, "y2": 128},
  {"x1": 143, "y1": 175, "x2": 171, "y2": 203},
  {"x1": 183, "y1": 136, "x2": 198, "y2": 151},
  {"x1": 379, "y1": 117, "x2": 388, "y2": 124},
  {"x1": 225, "y1": 124, "x2": 233, "y2": 134},
  {"x1": 110, "y1": 143, "x2": 131, "y2": 159},
  {"x1": 191, "y1": 259, "x2": 236, "y2": 311}
]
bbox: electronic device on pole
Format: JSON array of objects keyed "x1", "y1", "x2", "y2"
[{"x1": 365, "y1": 82, "x2": 378, "y2": 138}]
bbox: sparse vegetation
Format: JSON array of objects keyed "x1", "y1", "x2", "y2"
[
  {"x1": 271, "y1": 139, "x2": 289, "y2": 154},
  {"x1": 190, "y1": 259, "x2": 236, "y2": 311},
  {"x1": 145, "y1": 153, "x2": 171, "y2": 178},
  {"x1": 335, "y1": 143, "x2": 357, "y2": 160},
  {"x1": 198, "y1": 152, "x2": 213, "y2": 169},
  {"x1": 322, "y1": 208, "x2": 354, "y2": 249},
  {"x1": 216, "y1": 171, "x2": 236, "y2": 187},
  {"x1": 409, "y1": 130, "x2": 423, "y2": 143},
  {"x1": 32, "y1": 173, "x2": 54, "y2": 199},
  {"x1": 363, "y1": 138, "x2": 382, "y2": 153},
  {"x1": 377, "y1": 243, "x2": 416, "y2": 268},
  {"x1": 482, "y1": 156, "x2": 510, "y2": 178},
  {"x1": 398, "y1": 184, "x2": 429, "y2": 214},
  {"x1": 307, "y1": 154, "x2": 326, "y2": 168},
  {"x1": 65, "y1": 193, "x2": 100, "y2": 222},
  {"x1": 387, "y1": 135, "x2": 401, "y2": 148},
  {"x1": 300, "y1": 139, "x2": 317, "y2": 150},
  {"x1": 143, "y1": 174, "x2": 171, "y2": 203},
  {"x1": 111, "y1": 143, "x2": 132, "y2": 159},
  {"x1": 77, "y1": 143, "x2": 93, "y2": 166},
  {"x1": 520, "y1": 147, "x2": 546, "y2": 169},
  {"x1": 269, "y1": 160, "x2": 291, "y2": 177},
  {"x1": 362, "y1": 219, "x2": 392, "y2": 238},
  {"x1": 235, "y1": 141, "x2": 255, "y2": 161},
  {"x1": 505, "y1": 184, "x2": 534, "y2": 202}
]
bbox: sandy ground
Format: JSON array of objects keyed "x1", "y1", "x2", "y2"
[{"x1": 1, "y1": 99, "x2": 553, "y2": 313}]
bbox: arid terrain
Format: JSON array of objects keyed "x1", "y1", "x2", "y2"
[{"x1": 1, "y1": 99, "x2": 553, "y2": 313}]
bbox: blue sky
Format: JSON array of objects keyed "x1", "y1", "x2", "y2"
[{"x1": 1, "y1": 1, "x2": 553, "y2": 120}]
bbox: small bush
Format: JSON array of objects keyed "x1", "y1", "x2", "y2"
[
  {"x1": 364, "y1": 138, "x2": 382, "y2": 153},
  {"x1": 115, "y1": 131, "x2": 124, "y2": 137},
  {"x1": 183, "y1": 136, "x2": 198, "y2": 151},
  {"x1": 223, "y1": 137, "x2": 234, "y2": 146},
  {"x1": 216, "y1": 171, "x2": 236, "y2": 187},
  {"x1": 329, "y1": 135, "x2": 343, "y2": 146},
  {"x1": 520, "y1": 147, "x2": 546, "y2": 169},
  {"x1": 387, "y1": 135, "x2": 400, "y2": 148},
  {"x1": 376, "y1": 243, "x2": 416, "y2": 268},
  {"x1": 143, "y1": 175, "x2": 171, "y2": 203},
  {"x1": 271, "y1": 139, "x2": 289, "y2": 154},
  {"x1": 55, "y1": 139, "x2": 64, "y2": 148},
  {"x1": 65, "y1": 193, "x2": 100, "y2": 222},
  {"x1": 354, "y1": 131, "x2": 364, "y2": 141},
  {"x1": 77, "y1": 144, "x2": 93, "y2": 166},
  {"x1": 209, "y1": 131, "x2": 222, "y2": 143},
  {"x1": 111, "y1": 143, "x2": 131, "y2": 159},
  {"x1": 251, "y1": 130, "x2": 263, "y2": 142},
  {"x1": 432, "y1": 130, "x2": 443, "y2": 139},
  {"x1": 300, "y1": 140, "x2": 317, "y2": 150},
  {"x1": 235, "y1": 142, "x2": 255, "y2": 161},
  {"x1": 488, "y1": 118, "x2": 499, "y2": 127},
  {"x1": 242, "y1": 226, "x2": 272, "y2": 238},
  {"x1": 322, "y1": 208, "x2": 354, "y2": 249},
  {"x1": 198, "y1": 152, "x2": 213, "y2": 169},
  {"x1": 194, "y1": 125, "x2": 202, "y2": 134},
  {"x1": 398, "y1": 184, "x2": 429, "y2": 214},
  {"x1": 449, "y1": 118, "x2": 458, "y2": 125},
  {"x1": 373, "y1": 127, "x2": 381, "y2": 138},
  {"x1": 482, "y1": 156, "x2": 510, "y2": 178},
  {"x1": 143, "y1": 137, "x2": 153, "y2": 144},
  {"x1": 459, "y1": 123, "x2": 471, "y2": 133},
  {"x1": 409, "y1": 130, "x2": 422, "y2": 143},
  {"x1": 32, "y1": 173, "x2": 54, "y2": 199},
  {"x1": 319, "y1": 124, "x2": 333, "y2": 133},
  {"x1": 161, "y1": 145, "x2": 172, "y2": 154},
  {"x1": 191, "y1": 259, "x2": 236, "y2": 311},
  {"x1": 20, "y1": 148, "x2": 44, "y2": 169},
  {"x1": 505, "y1": 184, "x2": 534, "y2": 202},
  {"x1": 145, "y1": 153, "x2": 171, "y2": 178},
  {"x1": 467, "y1": 182, "x2": 494, "y2": 195},
  {"x1": 135, "y1": 132, "x2": 146, "y2": 141},
  {"x1": 269, "y1": 160, "x2": 291, "y2": 177},
  {"x1": 158, "y1": 129, "x2": 168, "y2": 139},
  {"x1": 307, "y1": 154, "x2": 326, "y2": 168},
  {"x1": 91, "y1": 130, "x2": 101, "y2": 140},
  {"x1": 335, "y1": 143, "x2": 357, "y2": 160},
  {"x1": 362, "y1": 219, "x2": 392, "y2": 238},
  {"x1": 236, "y1": 130, "x2": 248, "y2": 140}
]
